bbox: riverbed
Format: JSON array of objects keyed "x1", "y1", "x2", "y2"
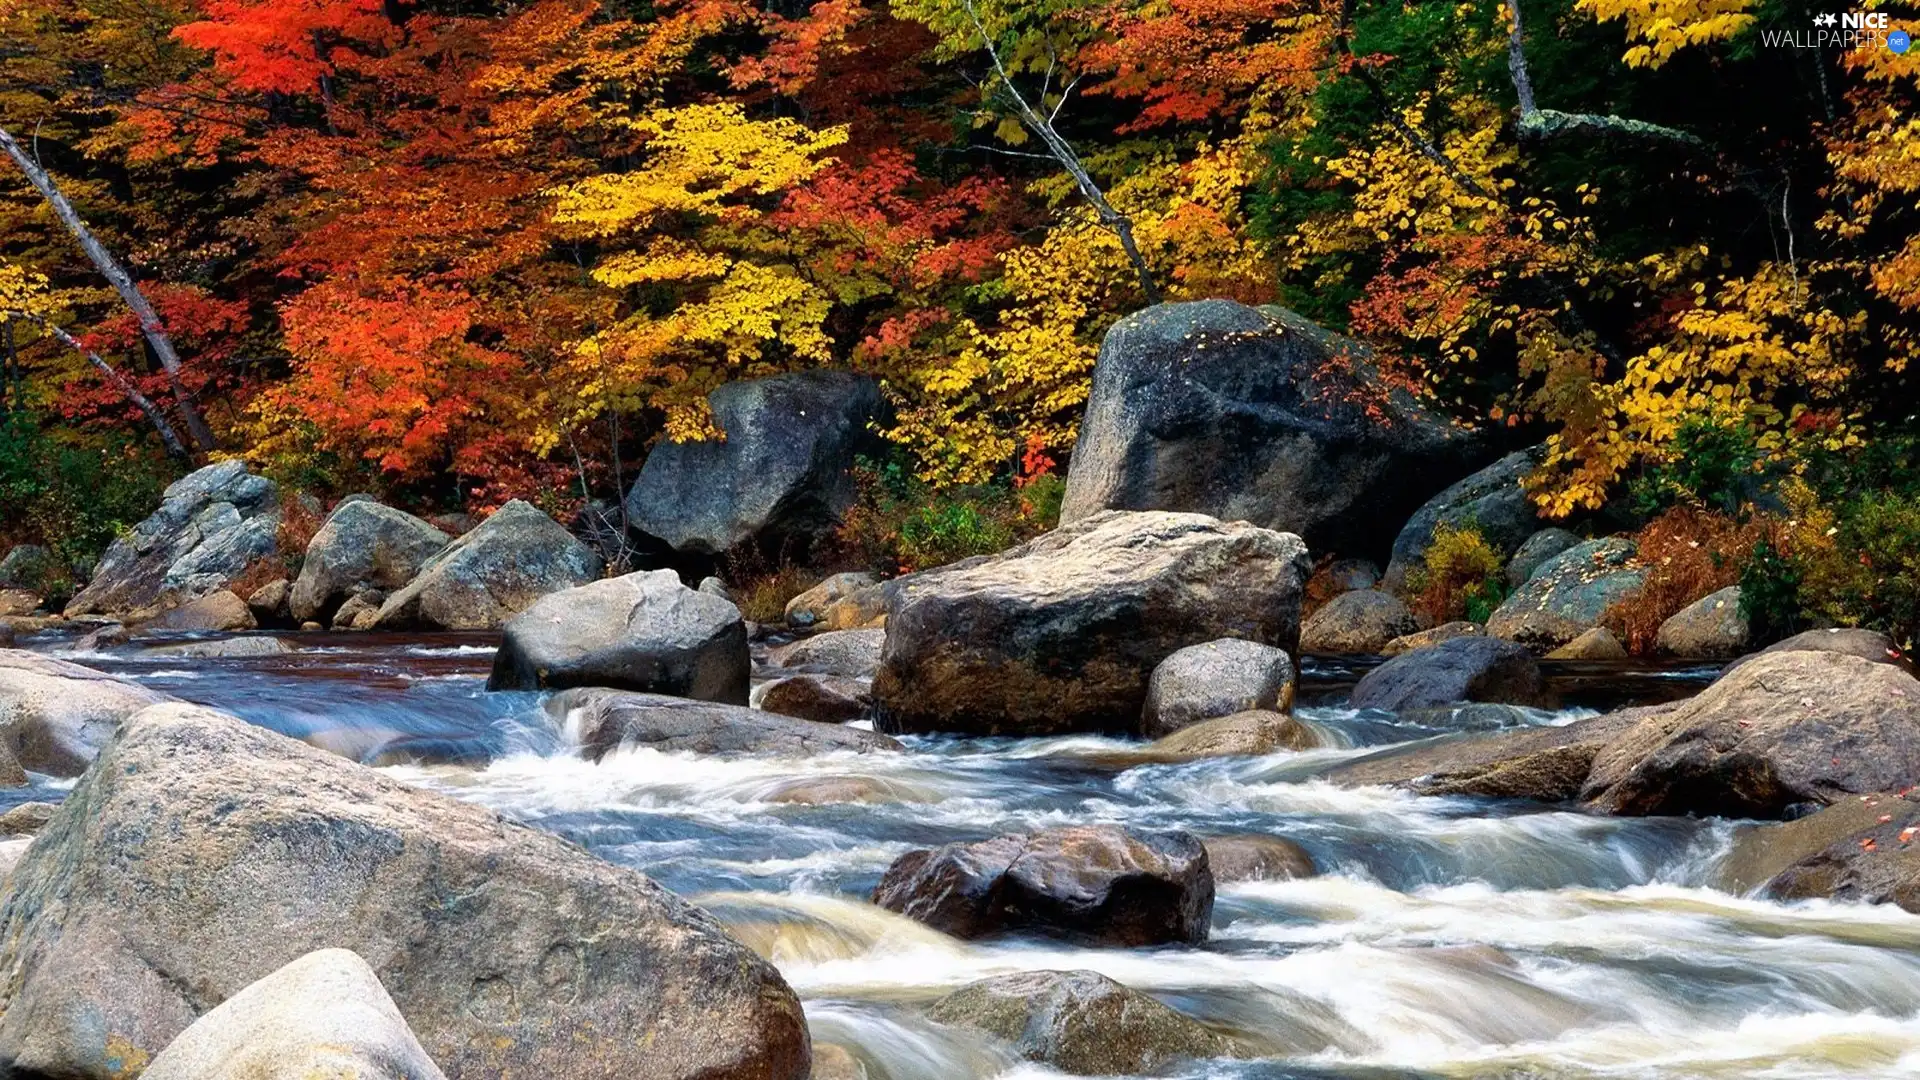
[{"x1": 23, "y1": 631, "x2": 1920, "y2": 1079}]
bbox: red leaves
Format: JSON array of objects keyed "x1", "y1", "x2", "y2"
[{"x1": 174, "y1": 0, "x2": 397, "y2": 94}]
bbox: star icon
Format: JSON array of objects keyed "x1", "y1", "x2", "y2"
[{"x1": 1814, "y1": 12, "x2": 1838, "y2": 26}]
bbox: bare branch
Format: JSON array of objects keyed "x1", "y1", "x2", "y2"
[
  {"x1": 1505, "y1": 0, "x2": 1704, "y2": 149},
  {"x1": 4, "y1": 310, "x2": 191, "y2": 459}
]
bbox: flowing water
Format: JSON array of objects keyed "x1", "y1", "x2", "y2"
[{"x1": 23, "y1": 631, "x2": 1920, "y2": 1079}]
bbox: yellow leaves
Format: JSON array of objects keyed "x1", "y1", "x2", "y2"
[
  {"x1": 1578, "y1": 0, "x2": 1756, "y2": 66},
  {"x1": 551, "y1": 104, "x2": 847, "y2": 235},
  {"x1": 590, "y1": 241, "x2": 731, "y2": 287},
  {"x1": 0, "y1": 262, "x2": 51, "y2": 315}
]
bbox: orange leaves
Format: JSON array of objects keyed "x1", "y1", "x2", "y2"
[
  {"x1": 1081, "y1": 0, "x2": 1329, "y2": 129},
  {"x1": 174, "y1": 0, "x2": 396, "y2": 94}
]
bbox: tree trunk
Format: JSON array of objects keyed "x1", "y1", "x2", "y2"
[{"x1": 0, "y1": 123, "x2": 216, "y2": 451}]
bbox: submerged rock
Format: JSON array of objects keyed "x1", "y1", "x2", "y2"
[
  {"x1": 1201, "y1": 835, "x2": 1316, "y2": 883},
  {"x1": 488, "y1": 569, "x2": 748, "y2": 702},
  {"x1": 1582, "y1": 650, "x2": 1920, "y2": 818},
  {"x1": 1142, "y1": 638, "x2": 1295, "y2": 737},
  {"x1": 141, "y1": 636, "x2": 291, "y2": 659},
  {"x1": 871, "y1": 824, "x2": 1214, "y2": 946},
  {"x1": 548, "y1": 687, "x2": 899, "y2": 757},
  {"x1": 926, "y1": 970, "x2": 1235, "y2": 1076},
  {"x1": 65, "y1": 461, "x2": 281, "y2": 619},
  {"x1": 1383, "y1": 449, "x2": 1544, "y2": 592},
  {"x1": 1139, "y1": 710, "x2": 1318, "y2": 761},
  {"x1": 372, "y1": 500, "x2": 603, "y2": 630},
  {"x1": 1349, "y1": 637, "x2": 1550, "y2": 713},
  {"x1": 0, "y1": 702, "x2": 810, "y2": 1080},
  {"x1": 753, "y1": 674, "x2": 870, "y2": 724},
  {"x1": 1323, "y1": 707, "x2": 1658, "y2": 802},
  {"x1": 1298, "y1": 589, "x2": 1417, "y2": 655},
  {"x1": 139, "y1": 949, "x2": 447, "y2": 1080},
  {"x1": 137, "y1": 589, "x2": 255, "y2": 631},
  {"x1": 873, "y1": 510, "x2": 1311, "y2": 737},
  {"x1": 1486, "y1": 538, "x2": 1645, "y2": 651},
  {"x1": 290, "y1": 501, "x2": 449, "y2": 624},
  {"x1": 625, "y1": 371, "x2": 884, "y2": 557},
  {"x1": 1655, "y1": 585, "x2": 1749, "y2": 658},
  {"x1": 0, "y1": 650, "x2": 175, "y2": 776},
  {"x1": 1060, "y1": 300, "x2": 1480, "y2": 561}
]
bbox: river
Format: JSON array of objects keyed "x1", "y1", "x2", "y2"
[{"x1": 20, "y1": 631, "x2": 1920, "y2": 1079}]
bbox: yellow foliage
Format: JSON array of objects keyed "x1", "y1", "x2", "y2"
[{"x1": 1577, "y1": 0, "x2": 1755, "y2": 67}]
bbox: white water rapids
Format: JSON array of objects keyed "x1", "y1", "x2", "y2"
[{"x1": 33, "y1": 633, "x2": 1920, "y2": 1080}]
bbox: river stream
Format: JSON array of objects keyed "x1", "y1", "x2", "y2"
[{"x1": 20, "y1": 631, "x2": 1920, "y2": 1080}]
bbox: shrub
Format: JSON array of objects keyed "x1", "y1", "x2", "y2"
[
  {"x1": 0, "y1": 418, "x2": 174, "y2": 599},
  {"x1": 1603, "y1": 507, "x2": 1770, "y2": 654},
  {"x1": 833, "y1": 453, "x2": 1057, "y2": 574},
  {"x1": 1407, "y1": 522, "x2": 1506, "y2": 624},
  {"x1": 1626, "y1": 416, "x2": 1774, "y2": 519}
]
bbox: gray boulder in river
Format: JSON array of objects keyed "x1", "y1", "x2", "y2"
[
  {"x1": 372, "y1": 500, "x2": 603, "y2": 630},
  {"x1": 1142, "y1": 638, "x2": 1295, "y2": 738},
  {"x1": 0, "y1": 702, "x2": 809, "y2": 1080},
  {"x1": 547, "y1": 687, "x2": 900, "y2": 757},
  {"x1": 489, "y1": 569, "x2": 748, "y2": 702},
  {"x1": 1382, "y1": 448, "x2": 1544, "y2": 591},
  {"x1": 1349, "y1": 636, "x2": 1551, "y2": 713},
  {"x1": 290, "y1": 501, "x2": 449, "y2": 623},
  {"x1": 873, "y1": 510, "x2": 1311, "y2": 737},
  {"x1": 1059, "y1": 300, "x2": 1480, "y2": 562},
  {"x1": 64, "y1": 460, "x2": 280, "y2": 618},
  {"x1": 871, "y1": 823, "x2": 1214, "y2": 946},
  {"x1": 139, "y1": 948, "x2": 446, "y2": 1080},
  {"x1": 1298, "y1": 589, "x2": 1417, "y2": 655},
  {"x1": 1486, "y1": 538, "x2": 1645, "y2": 651},
  {"x1": 625, "y1": 370, "x2": 884, "y2": 557},
  {"x1": 926, "y1": 970, "x2": 1236, "y2": 1076}
]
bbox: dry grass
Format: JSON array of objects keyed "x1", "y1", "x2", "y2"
[
  {"x1": 227, "y1": 555, "x2": 290, "y2": 600},
  {"x1": 1603, "y1": 507, "x2": 1772, "y2": 654}
]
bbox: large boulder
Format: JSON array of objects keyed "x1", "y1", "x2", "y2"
[
  {"x1": 871, "y1": 824, "x2": 1213, "y2": 946},
  {"x1": 1506, "y1": 527, "x2": 1582, "y2": 588},
  {"x1": 1721, "y1": 792, "x2": 1920, "y2": 911},
  {"x1": 1201, "y1": 835, "x2": 1315, "y2": 884},
  {"x1": 0, "y1": 650, "x2": 175, "y2": 775},
  {"x1": 140, "y1": 949, "x2": 446, "y2": 1080},
  {"x1": 289, "y1": 502, "x2": 449, "y2": 623},
  {"x1": 0, "y1": 703, "x2": 809, "y2": 1080},
  {"x1": 1059, "y1": 300, "x2": 1480, "y2": 561},
  {"x1": 1722, "y1": 627, "x2": 1915, "y2": 677},
  {"x1": 547, "y1": 687, "x2": 900, "y2": 757},
  {"x1": 1323, "y1": 706, "x2": 1658, "y2": 802},
  {"x1": 625, "y1": 371, "x2": 884, "y2": 557},
  {"x1": 925, "y1": 970, "x2": 1234, "y2": 1076},
  {"x1": 873, "y1": 511, "x2": 1312, "y2": 737},
  {"x1": 1298, "y1": 589, "x2": 1417, "y2": 655},
  {"x1": 1486, "y1": 538, "x2": 1645, "y2": 651},
  {"x1": 65, "y1": 461, "x2": 280, "y2": 618},
  {"x1": 136, "y1": 589, "x2": 255, "y2": 632},
  {"x1": 371, "y1": 500, "x2": 603, "y2": 630},
  {"x1": 1383, "y1": 449, "x2": 1544, "y2": 592},
  {"x1": 1654, "y1": 585, "x2": 1749, "y2": 658},
  {"x1": 1582, "y1": 651, "x2": 1920, "y2": 818},
  {"x1": 1142, "y1": 638, "x2": 1295, "y2": 738},
  {"x1": 488, "y1": 570, "x2": 748, "y2": 701},
  {"x1": 1349, "y1": 637, "x2": 1550, "y2": 713}
]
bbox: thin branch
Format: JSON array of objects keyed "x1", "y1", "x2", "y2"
[
  {"x1": 1505, "y1": 0, "x2": 1704, "y2": 149},
  {"x1": 4, "y1": 310, "x2": 191, "y2": 459}
]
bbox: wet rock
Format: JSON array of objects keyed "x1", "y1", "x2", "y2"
[
  {"x1": 0, "y1": 650, "x2": 175, "y2": 775},
  {"x1": 72, "y1": 623, "x2": 130, "y2": 651},
  {"x1": 136, "y1": 589, "x2": 255, "y2": 632},
  {"x1": 1486, "y1": 538, "x2": 1645, "y2": 652},
  {"x1": 626, "y1": 371, "x2": 884, "y2": 557},
  {"x1": 1383, "y1": 449, "x2": 1544, "y2": 592},
  {"x1": 66, "y1": 461, "x2": 280, "y2": 618},
  {"x1": 1582, "y1": 651, "x2": 1920, "y2": 818},
  {"x1": 1323, "y1": 707, "x2": 1659, "y2": 802},
  {"x1": 329, "y1": 591, "x2": 384, "y2": 629},
  {"x1": 489, "y1": 570, "x2": 748, "y2": 701},
  {"x1": 372, "y1": 500, "x2": 603, "y2": 630},
  {"x1": 785, "y1": 572, "x2": 880, "y2": 628},
  {"x1": 139, "y1": 948, "x2": 447, "y2": 1080},
  {"x1": 754, "y1": 674, "x2": 869, "y2": 723},
  {"x1": 1201, "y1": 835, "x2": 1316, "y2": 883},
  {"x1": 769, "y1": 628, "x2": 885, "y2": 678},
  {"x1": 141, "y1": 636, "x2": 292, "y2": 659},
  {"x1": 758, "y1": 775, "x2": 911, "y2": 805},
  {"x1": 245, "y1": 578, "x2": 291, "y2": 624},
  {"x1": 1299, "y1": 589, "x2": 1418, "y2": 655},
  {"x1": 290, "y1": 501, "x2": 449, "y2": 623},
  {"x1": 0, "y1": 625, "x2": 11, "y2": 649},
  {"x1": 871, "y1": 824, "x2": 1214, "y2": 946},
  {"x1": 926, "y1": 970, "x2": 1235, "y2": 1076},
  {"x1": 1722, "y1": 627, "x2": 1915, "y2": 678},
  {"x1": 1718, "y1": 793, "x2": 1920, "y2": 901},
  {"x1": 0, "y1": 591, "x2": 36, "y2": 618},
  {"x1": 1506, "y1": 528, "x2": 1582, "y2": 588},
  {"x1": 1655, "y1": 585, "x2": 1749, "y2": 658},
  {"x1": 1059, "y1": 300, "x2": 1481, "y2": 561},
  {"x1": 549, "y1": 687, "x2": 899, "y2": 758},
  {"x1": 0, "y1": 801, "x2": 56, "y2": 836},
  {"x1": 0, "y1": 702, "x2": 809, "y2": 1080},
  {"x1": 1143, "y1": 639, "x2": 1295, "y2": 738},
  {"x1": 875, "y1": 511, "x2": 1311, "y2": 737},
  {"x1": 1139, "y1": 710, "x2": 1318, "y2": 761},
  {"x1": 1350, "y1": 637, "x2": 1550, "y2": 713},
  {"x1": 1383, "y1": 621, "x2": 1482, "y2": 656},
  {"x1": 1546, "y1": 626, "x2": 1628, "y2": 660},
  {"x1": 810, "y1": 1044, "x2": 868, "y2": 1080}
]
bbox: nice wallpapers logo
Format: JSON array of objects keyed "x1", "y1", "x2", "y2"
[{"x1": 1762, "y1": 10, "x2": 1913, "y2": 51}]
